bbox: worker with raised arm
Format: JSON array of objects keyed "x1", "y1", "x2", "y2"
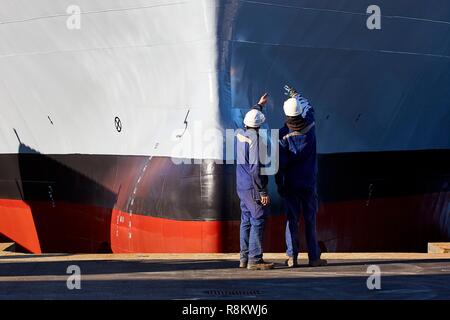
[
  {"x1": 276, "y1": 86, "x2": 327, "y2": 268},
  {"x1": 236, "y1": 93, "x2": 274, "y2": 270}
]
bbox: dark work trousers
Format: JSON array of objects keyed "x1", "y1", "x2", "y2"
[
  {"x1": 238, "y1": 188, "x2": 268, "y2": 263},
  {"x1": 284, "y1": 188, "x2": 321, "y2": 261}
]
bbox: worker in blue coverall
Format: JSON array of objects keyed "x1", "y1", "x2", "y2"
[
  {"x1": 275, "y1": 86, "x2": 327, "y2": 268},
  {"x1": 236, "y1": 93, "x2": 274, "y2": 270}
]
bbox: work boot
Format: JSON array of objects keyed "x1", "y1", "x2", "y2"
[
  {"x1": 247, "y1": 260, "x2": 275, "y2": 270},
  {"x1": 284, "y1": 257, "x2": 298, "y2": 268},
  {"x1": 239, "y1": 260, "x2": 248, "y2": 268},
  {"x1": 308, "y1": 258, "x2": 328, "y2": 267}
]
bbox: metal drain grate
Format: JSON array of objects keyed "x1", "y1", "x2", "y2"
[{"x1": 206, "y1": 290, "x2": 262, "y2": 297}]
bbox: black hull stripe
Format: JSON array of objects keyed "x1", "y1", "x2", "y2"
[{"x1": 0, "y1": 145, "x2": 448, "y2": 221}]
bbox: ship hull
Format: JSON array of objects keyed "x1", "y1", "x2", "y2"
[
  {"x1": 0, "y1": 0, "x2": 449, "y2": 253},
  {"x1": 0, "y1": 149, "x2": 448, "y2": 253}
]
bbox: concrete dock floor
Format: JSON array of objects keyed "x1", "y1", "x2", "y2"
[{"x1": 0, "y1": 252, "x2": 449, "y2": 300}]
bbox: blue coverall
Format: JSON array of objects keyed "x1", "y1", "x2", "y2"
[
  {"x1": 275, "y1": 96, "x2": 321, "y2": 261},
  {"x1": 236, "y1": 107, "x2": 268, "y2": 263}
]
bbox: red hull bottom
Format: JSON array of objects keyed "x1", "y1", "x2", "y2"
[{"x1": 0, "y1": 192, "x2": 447, "y2": 254}]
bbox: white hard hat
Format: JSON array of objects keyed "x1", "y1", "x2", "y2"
[
  {"x1": 283, "y1": 97, "x2": 301, "y2": 116},
  {"x1": 243, "y1": 109, "x2": 266, "y2": 128}
]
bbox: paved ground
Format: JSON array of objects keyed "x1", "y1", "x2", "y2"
[{"x1": 0, "y1": 252, "x2": 449, "y2": 299}]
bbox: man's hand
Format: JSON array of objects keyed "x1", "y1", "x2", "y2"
[
  {"x1": 260, "y1": 195, "x2": 270, "y2": 206},
  {"x1": 284, "y1": 85, "x2": 298, "y2": 98},
  {"x1": 258, "y1": 93, "x2": 269, "y2": 106}
]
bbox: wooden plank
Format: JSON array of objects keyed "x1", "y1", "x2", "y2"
[{"x1": 428, "y1": 243, "x2": 450, "y2": 254}]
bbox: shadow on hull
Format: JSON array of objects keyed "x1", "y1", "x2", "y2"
[{"x1": 0, "y1": 131, "x2": 117, "y2": 253}]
